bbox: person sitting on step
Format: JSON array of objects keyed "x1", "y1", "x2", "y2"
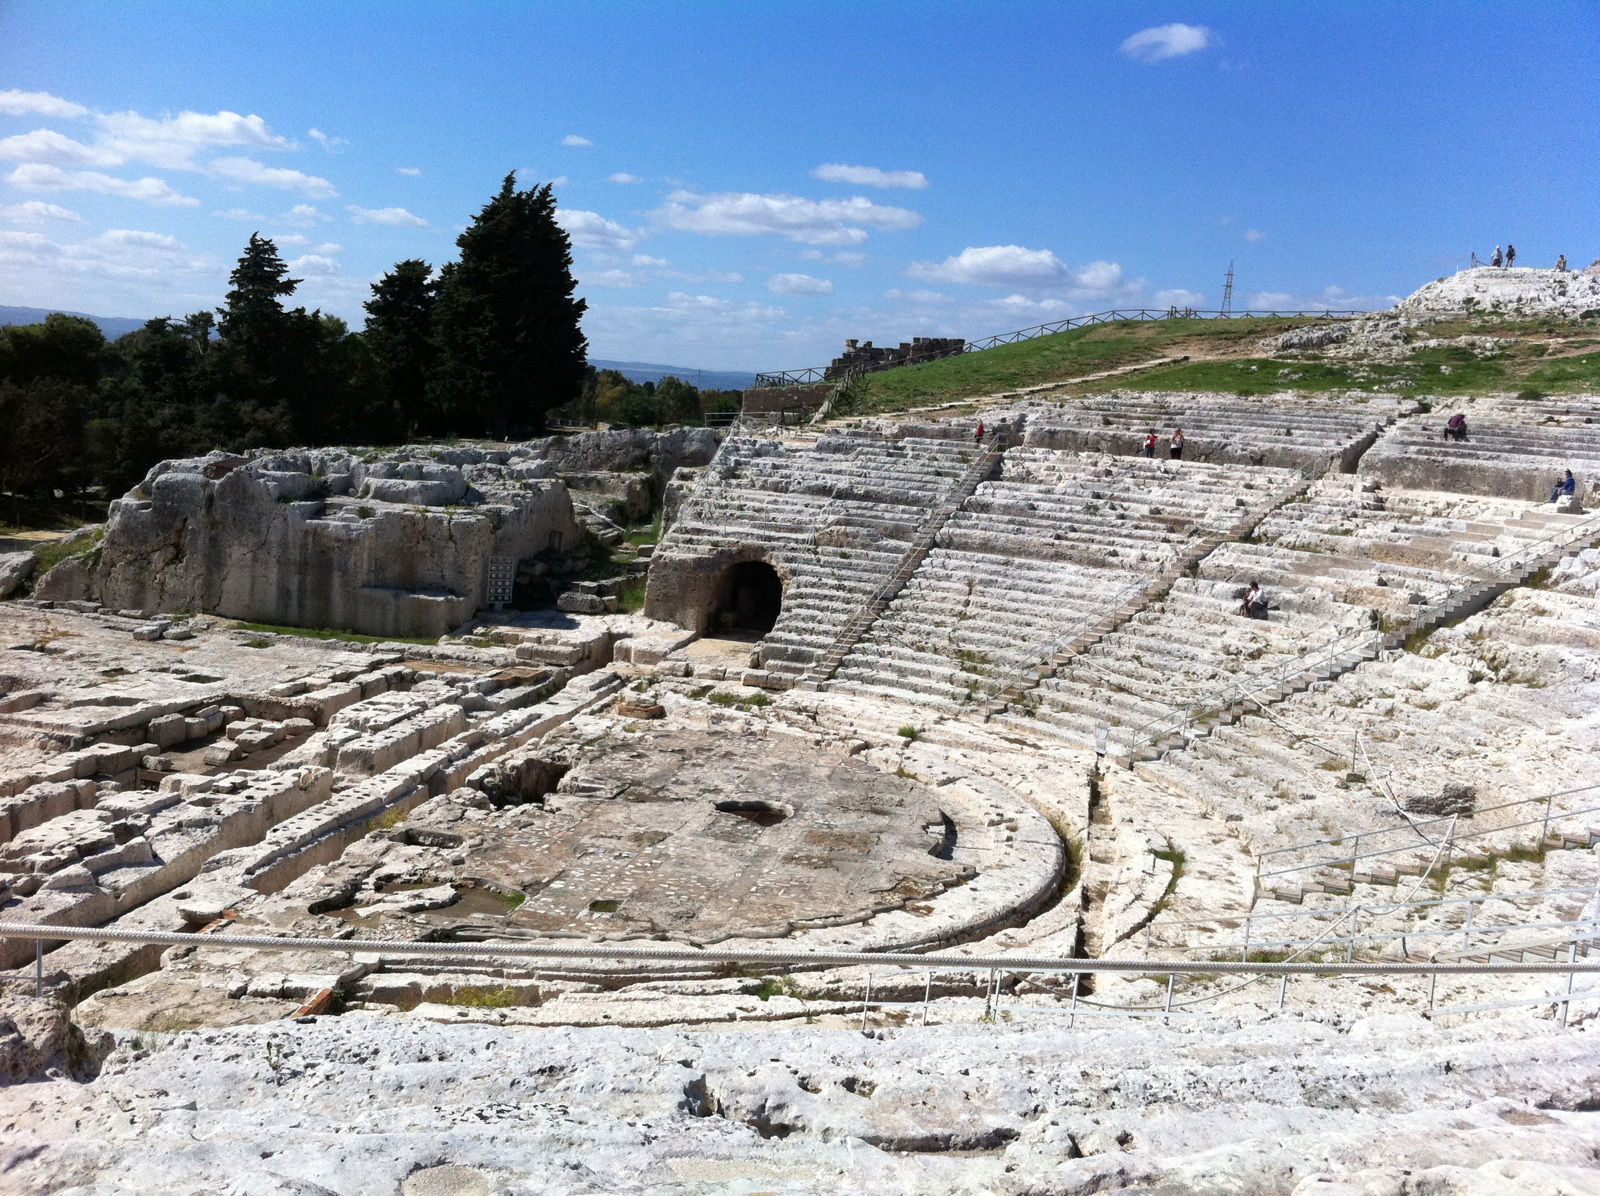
[
  {"x1": 1550, "y1": 469, "x2": 1576, "y2": 503},
  {"x1": 1443, "y1": 412, "x2": 1468, "y2": 442},
  {"x1": 1237, "y1": 580, "x2": 1268, "y2": 619}
]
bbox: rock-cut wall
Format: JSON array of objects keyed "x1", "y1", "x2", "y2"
[{"x1": 56, "y1": 447, "x2": 586, "y2": 639}]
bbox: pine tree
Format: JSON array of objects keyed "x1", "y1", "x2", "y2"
[
  {"x1": 364, "y1": 259, "x2": 438, "y2": 437},
  {"x1": 429, "y1": 174, "x2": 588, "y2": 437},
  {"x1": 217, "y1": 233, "x2": 300, "y2": 349}
]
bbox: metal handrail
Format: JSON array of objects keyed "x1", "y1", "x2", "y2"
[
  {"x1": 1165, "y1": 884, "x2": 1600, "y2": 934},
  {"x1": 1255, "y1": 803, "x2": 1600, "y2": 885},
  {"x1": 1254, "y1": 781, "x2": 1600, "y2": 883},
  {"x1": 752, "y1": 308, "x2": 1372, "y2": 388}
]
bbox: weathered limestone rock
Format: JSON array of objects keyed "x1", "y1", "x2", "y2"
[
  {"x1": 0, "y1": 550, "x2": 36, "y2": 599},
  {"x1": 0, "y1": 978, "x2": 111, "y2": 1082},
  {"x1": 1396, "y1": 265, "x2": 1600, "y2": 320}
]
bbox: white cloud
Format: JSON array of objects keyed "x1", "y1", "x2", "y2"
[
  {"x1": 1072, "y1": 260, "x2": 1124, "y2": 290},
  {"x1": 0, "y1": 200, "x2": 85, "y2": 225},
  {"x1": 1119, "y1": 23, "x2": 1215, "y2": 63},
  {"x1": 556, "y1": 209, "x2": 641, "y2": 251},
  {"x1": 288, "y1": 253, "x2": 340, "y2": 276},
  {"x1": 663, "y1": 268, "x2": 744, "y2": 284},
  {"x1": 347, "y1": 204, "x2": 427, "y2": 227},
  {"x1": 1249, "y1": 291, "x2": 1294, "y2": 308},
  {"x1": 282, "y1": 203, "x2": 330, "y2": 226},
  {"x1": 631, "y1": 253, "x2": 668, "y2": 267},
  {"x1": 657, "y1": 190, "x2": 921, "y2": 245},
  {"x1": 584, "y1": 269, "x2": 644, "y2": 288},
  {"x1": 8, "y1": 163, "x2": 200, "y2": 206},
  {"x1": 767, "y1": 272, "x2": 834, "y2": 296},
  {"x1": 986, "y1": 293, "x2": 1073, "y2": 316},
  {"x1": 883, "y1": 288, "x2": 948, "y2": 304},
  {"x1": 96, "y1": 108, "x2": 292, "y2": 170},
  {"x1": 96, "y1": 228, "x2": 184, "y2": 251},
  {"x1": 909, "y1": 244, "x2": 1068, "y2": 287},
  {"x1": 212, "y1": 207, "x2": 261, "y2": 221},
  {"x1": 395, "y1": 166, "x2": 422, "y2": 176},
  {"x1": 608, "y1": 172, "x2": 641, "y2": 184},
  {"x1": 0, "y1": 90, "x2": 89, "y2": 119},
  {"x1": 561, "y1": 134, "x2": 593, "y2": 147},
  {"x1": 1153, "y1": 288, "x2": 1206, "y2": 308},
  {"x1": 209, "y1": 156, "x2": 337, "y2": 198},
  {"x1": 307, "y1": 128, "x2": 348, "y2": 152},
  {"x1": 0, "y1": 225, "x2": 218, "y2": 289},
  {"x1": 811, "y1": 163, "x2": 928, "y2": 190},
  {"x1": 1243, "y1": 228, "x2": 1266, "y2": 243},
  {"x1": 661, "y1": 291, "x2": 784, "y2": 319},
  {"x1": 0, "y1": 128, "x2": 122, "y2": 167},
  {"x1": 798, "y1": 248, "x2": 867, "y2": 266}
]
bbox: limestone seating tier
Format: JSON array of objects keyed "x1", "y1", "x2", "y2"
[
  {"x1": 828, "y1": 453, "x2": 1306, "y2": 709},
  {"x1": 653, "y1": 432, "x2": 990, "y2": 677},
  {"x1": 1017, "y1": 393, "x2": 1385, "y2": 469},
  {"x1": 1358, "y1": 398, "x2": 1600, "y2": 502}
]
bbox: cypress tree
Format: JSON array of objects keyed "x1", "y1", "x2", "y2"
[{"x1": 429, "y1": 174, "x2": 588, "y2": 437}]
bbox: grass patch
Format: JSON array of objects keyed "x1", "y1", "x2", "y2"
[
  {"x1": 707, "y1": 691, "x2": 772, "y2": 709},
  {"x1": 897, "y1": 725, "x2": 919, "y2": 741},
  {"x1": 587, "y1": 898, "x2": 621, "y2": 914},
  {"x1": 445, "y1": 985, "x2": 518, "y2": 1008},
  {"x1": 624, "y1": 515, "x2": 662, "y2": 547},
  {"x1": 494, "y1": 891, "x2": 526, "y2": 912},
  {"x1": 231, "y1": 620, "x2": 437, "y2": 646},
  {"x1": 850, "y1": 317, "x2": 1320, "y2": 412},
  {"x1": 614, "y1": 574, "x2": 648, "y2": 614}
]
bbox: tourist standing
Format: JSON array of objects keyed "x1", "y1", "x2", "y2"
[
  {"x1": 1491, "y1": 245, "x2": 1503, "y2": 267},
  {"x1": 1169, "y1": 427, "x2": 1185, "y2": 461},
  {"x1": 1144, "y1": 429, "x2": 1157, "y2": 458},
  {"x1": 975, "y1": 420, "x2": 985, "y2": 445},
  {"x1": 1556, "y1": 254, "x2": 1568, "y2": 272},
  {"x1": 1506, "y1": 244, "x2": 1517, "y2": 267}
]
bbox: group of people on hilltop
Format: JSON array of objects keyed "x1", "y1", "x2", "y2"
[
  {"x1": 1484, "y1": 245, "x2": 1577, "y2": 270},
  {"x1": 1142, "y1": 427, "x2": 1185, "y2": 460}
]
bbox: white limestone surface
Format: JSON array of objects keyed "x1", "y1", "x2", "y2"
[{"x1": 0, "y1": 1012, "x2": 1596, "y2": 1195}]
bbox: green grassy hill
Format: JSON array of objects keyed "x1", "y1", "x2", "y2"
[{"x1": 840, "y1": 313, "x2": 1600, "y2": 416}]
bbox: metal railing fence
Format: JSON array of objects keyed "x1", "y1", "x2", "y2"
[
  {"x1": 5, "y1": 921, "x2": 1598, "y2": 1027},
  {"x1": 753, "y1": 308, "x2": 1371, "y2": 388}
]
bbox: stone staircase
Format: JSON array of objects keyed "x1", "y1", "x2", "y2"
[
  {"x1": 797, "y1": 438, "x2": 1006, "y2": 689},
  {"x1": 981, "y1": 461, "x2": 1319, "y2": 713},
  {"x1": 826, "y1": 452, "x2": 1304, "y2": 711}
]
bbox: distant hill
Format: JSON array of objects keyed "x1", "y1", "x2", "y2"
[
  {"x1": 591, "y1": 358, "x2": 754, "y2": 392},
  {"x1": 0, "y1": 305, "x2": 150, "y2": 340}
]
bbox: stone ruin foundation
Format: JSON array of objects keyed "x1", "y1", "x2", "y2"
[{"x1": 3, "y1": 380, "x2": 1600, "y2": 1193}]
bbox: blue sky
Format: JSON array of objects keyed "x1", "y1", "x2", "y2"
[{"x1": 1, "y1": 2, "x2": 1595, "y2": 372}]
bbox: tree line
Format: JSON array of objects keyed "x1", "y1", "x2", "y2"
[{"x1": 0, "y1": 173, "x2": 739, "y2": 499}]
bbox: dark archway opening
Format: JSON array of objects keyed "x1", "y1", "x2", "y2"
[{"x1": 714, "y1": 560, "x2": 783, "y2": 636}]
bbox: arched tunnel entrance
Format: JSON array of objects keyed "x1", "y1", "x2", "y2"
[{"x1": 714, "y1": 560, "x2": 783, "y2": 636}]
